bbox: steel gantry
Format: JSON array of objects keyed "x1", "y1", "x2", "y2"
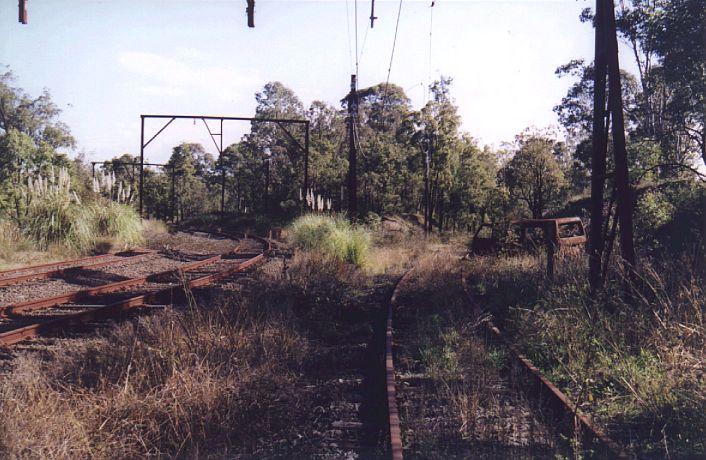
[{"x1": 138, "y1": 114, "x2": 310, "y2": 220}]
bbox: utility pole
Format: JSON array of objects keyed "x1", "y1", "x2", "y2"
[
  {"x1": 171, "y1": 166, "x2": 176, "y2": 223},
  {"x1": 347, "y1": 75, "x2": 358, "y2": 218},
  {"x1": 370, "y1": 0, "x2": 377, "y2": 27},
  {"x1": 139, "y1": 116, "x2": 145, "y2": 219},
  {"x1": 219, "y1": 119, "x2": 226, "y2": 222},
  {"x1": 264, "y1": 152, "x2": 270, "y2": 212},
  {"x1": 605, "y1": 0, "x2": 636, "y2": 269},
  {"x1": 422, "y1": 136, "x2": 431, "y2": 237}
]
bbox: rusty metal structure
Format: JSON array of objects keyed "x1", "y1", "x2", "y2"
[
  {"x1": 386, "y1": 269, "x2": 412, "y2": 460},
  {"x1": 513, "y1": 217, "x2": 587, "y2": 250},
  {"x1": 460, "y1": 277, "x2": 628, "y2": 459},
  {"x1": 139, "y1": 114, "x2": 310, "y2": 220},
  {"x1": 513, "y1": 217, "x2": 587, "y2": 278},
  {"x1": 0, "y1": 250, "x2": 153, "y2": 289}
]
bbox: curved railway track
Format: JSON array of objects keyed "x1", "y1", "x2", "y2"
[
  {"x1": 0, "y1": 232, "x2": 270, "y2": 348},
  {"x1": 1, "y1": 237, "x2": 628, "y2": 459}
]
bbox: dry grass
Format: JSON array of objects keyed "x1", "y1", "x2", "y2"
[
  {"x1": 0, "y1": 280, "x2": 309, "y2": 458},
  {"x1": 0, "y1": 237, "x2": 397, "y2": 459},
  {"x1": 364, "y1": 235, "x2": 430, "y2": 275},
  {"x1": 0, "y1": 220, "x2": 82, "y2": 270}
]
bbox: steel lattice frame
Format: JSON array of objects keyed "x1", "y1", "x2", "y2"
[{"x1": 138, "y1": 114, "x2": 310, "y2": 219}]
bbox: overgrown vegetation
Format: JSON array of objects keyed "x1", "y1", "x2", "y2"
[
  {"x1": 463, "y1": 252, "x2": 705, "y2": 458},
  {"x1": 0, "y1": 289, "x2": 308, "y2": 457},
  {"x1": 395, "y1": 250, "x2": 563, "y2": 458},
  {"x1": 0, "y1": 166, "x2": 143, "y2": 265},
  {"x1": 289, "y1": 214, "x2": 370, "y2": 267}
]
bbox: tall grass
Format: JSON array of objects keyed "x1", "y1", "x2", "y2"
[
  {"x1": 289, "y1": 214, "x2": 370, "y2": 267},
  {"x1": 13, "y1": 167, "x2": 144, "y2": 254}
]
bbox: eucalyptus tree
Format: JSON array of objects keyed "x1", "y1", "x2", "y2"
[
  {"x1": 244, "y1": 82, "x2": 306, "y2": 215},
  {"x1": 412, "y1": 77, "x2": 461, "y2": 231},
  {"x1": 506, "y1": 130, "x2": 567, "y2": 219},
  {"x1": 166, "y1": 143, "x2": 217, "y2": 220}
]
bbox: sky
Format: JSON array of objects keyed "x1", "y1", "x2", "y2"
[{"x1": 0, "y1": 0, "x2": 638, "y2": 165}]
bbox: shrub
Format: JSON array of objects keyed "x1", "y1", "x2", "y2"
[
  {"x1": 289, "y1": 214, "x2": 370, "y2": 267},
  {"x1": 16, "y1": 167, "x2": 144, "y2": 253},
  {"x1": 91, "y1": 202, "x2": 144, "y2": 248}
]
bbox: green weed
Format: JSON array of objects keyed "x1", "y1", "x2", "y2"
[{"x1": 289, "y1": 214, "x2": 370, "y2": 267}]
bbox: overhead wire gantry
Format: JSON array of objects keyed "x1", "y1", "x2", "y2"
[{"x1": 138, "y1": 114, "x2": 310, "y2": 220}]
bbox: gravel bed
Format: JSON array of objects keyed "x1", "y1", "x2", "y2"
[
  {"x1": 147, "y1": 231, "x2": 239, "y2": 255},
  {"x1": 0, "y1": 253, "x2": 162, "y2": 306},
  {"x1": 96, "y1": 253, "x2": 193, "y2": 280},
  {"x1": 0, "y1": 234, "x2": 240, "y2": 308}
]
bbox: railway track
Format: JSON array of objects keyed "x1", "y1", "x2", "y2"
[
  {"x1": 0, "y1": 250, "x2": 155, "y2": 288},
  {"x1": 0, "y1": 232, "x2": 270, "y2": 348},
  {"x1": 381, "y1": 266, "x2": 628, "y2": 460},
  {"x1": 0, "y1": 237, "x2": 629, "y2": 459}
]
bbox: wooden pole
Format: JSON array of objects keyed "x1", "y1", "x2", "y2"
[
  {"x1": 347, "y1": 75, "x2": 358, "y2": 218},
  {"x1": 589, "y1": 0, "x2": 609, "y2": 292}
]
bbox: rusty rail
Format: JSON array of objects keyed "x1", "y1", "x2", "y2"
[
  {"x1": 0, "y1": 246, "x2": 242, "y2": 318},
  {"x1": 386, "y1": 269, "x2": 415, "y2": 460},
  {"x1": 461, "y1": 277, "x2": 628, "y2": 459},
  {"x1": 0, "y1": 252, "x2": 117, "y2": 278},
  {"x1": 0, "y1": 235, "x2": 268, "y2": 347},
  {"x1": 0, "y1": 251, "x2": 155, "y2": 288}
]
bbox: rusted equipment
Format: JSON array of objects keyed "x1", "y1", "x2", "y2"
[
  {"x1": 512, "y1": 217, "x2": 586, "y2": 279},
  {"x1": 512, "y1": 217, "x2": 587, "y2": 250},
  {"x1": 469, "y1": 222, "x2": 497, "y2": 255},
  {"x1": 470, "y1": 218, "x2": 586, "y2": 260},
  {"x1": 0, "y1": 234, "x2": 269, "y2": 347}
]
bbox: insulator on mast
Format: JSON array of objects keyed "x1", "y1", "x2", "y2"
[
  {"x1": 246, "y1": 0, "x2": 255, "y2": 28},
  {"x1": 19, "y1": 0, "x2": 28, "y2": 24}
]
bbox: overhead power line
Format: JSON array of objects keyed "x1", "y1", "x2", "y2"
[{"x1": 385, "y1": 0, "x2": 404, "y2": 90}]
